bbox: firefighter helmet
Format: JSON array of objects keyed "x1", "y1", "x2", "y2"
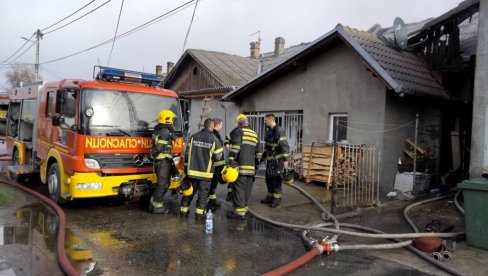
[
  {"x1": 235, "y1": 114, "x2": 247, "y2": 125},
  {"x1": 178, "y1": 176, "x2": 193, "y2": 196},
  {"x1": 158, "y1": 110, "x2": 176, "y2": 125},
  {"x1": 221, "y1": 166, "x2": 239, "y2": 183},
  {"x1": 282, "y1": 169, "x2": 296, "y2": 185},
  {"x1": 182, "y1": 185, "x2": 193, "y2": 197}
]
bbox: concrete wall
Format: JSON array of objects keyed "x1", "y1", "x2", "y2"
[
  {"x1": 240, "y1": 44, "x2": 387, "y2": 146},
  {"x1": 470, "y1": 0, "x2": 488, "y2": 177},
  {"x1": 238, "y1": 42, "x2": 446, "y2": 192},
  {"x1": 381, "y1": 93, "x2": 442, "y2": 191}
]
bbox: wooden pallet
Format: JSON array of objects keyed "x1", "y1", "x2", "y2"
[{"x1": 302, "y1": 142, "x2": 334, "y2": 188}]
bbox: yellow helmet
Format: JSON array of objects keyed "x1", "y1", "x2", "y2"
[
  {"x1": 235, "y1": 114, "x2": 247, "y2": 125},
  {"x1": 182, "y1": 185, "x2": 193, "y2": 197},
  {"x1": 158, "y1": 110, "x2": 176, "y2": 125},
  {"x1": 221, "y1": 166, "x2": 239, "y2": 183}
]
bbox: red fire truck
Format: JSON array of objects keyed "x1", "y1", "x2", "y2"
[{"x1": 6, "y1": 66, "x2": 188, "y2": 203}]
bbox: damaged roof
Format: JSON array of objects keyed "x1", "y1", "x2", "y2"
[
  {"x1": 342, "y1": 26, "x2": 448, "y2": 98},
  {"x1": 164, "y1": 49, "x2": 259, "y2": 88},
  {"x1": 223, "y1": 24, "x2": 449, "y2": 101}
]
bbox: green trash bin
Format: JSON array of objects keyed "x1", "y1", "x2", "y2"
[{"x1": 458, "y1": 178, "x2": 488, "y2": 250}]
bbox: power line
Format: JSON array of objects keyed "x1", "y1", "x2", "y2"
[
  {"x1": 181, "y1": 0, "x2": 199, "y2": 55},
  {"x1": 44, "y1": 0, "x2": 112, "y2": 35},
  {"x1": 107, "y1": 0, "x2": 125, "y2": 66},
  {"x1": 0, "y1": 41, "x2": 36, "y2": 68},
  {"x1": 0, "y1": 33, "x2": 35, "y2": 66},
  {"x1": 1, "y1": 0, "x2": 101, "y2": 67},
  {"x1": 41, "y1": 0, "x2": 97, "y2": 31},
  {"x1": 41, "y1": 0, "x2": 197, "y2": 65}
]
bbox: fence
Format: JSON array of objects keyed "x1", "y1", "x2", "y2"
[
  {"x1": 333, "y1": 143, "x2": 380, "y2": 208},
  {"x1": 246, "y1": 111, "x2": 303, "y2": 175}
]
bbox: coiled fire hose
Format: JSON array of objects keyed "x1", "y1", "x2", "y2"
[
  {"x1": 250, "y1": 182, "x2": 466, "y2": 276},
  {"x1": 1, "y1": 178, "x2": 80, "y2": 276}
]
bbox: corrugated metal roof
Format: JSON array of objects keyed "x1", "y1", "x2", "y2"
[
  {"x1": 342, "y1": 26, "x2": 448, "y2": 98},
  {"x1": 187, "y1": 49, "x2": 259, "y2": 87}
]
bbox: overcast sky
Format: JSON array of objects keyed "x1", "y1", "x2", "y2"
[{"x1": 0, "y1": 0, "x2": 463, "y2": 89}]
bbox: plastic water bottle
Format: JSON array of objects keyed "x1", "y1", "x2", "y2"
[{"x1": 206, "y1": 210, "x2": 213, "y2": 234}]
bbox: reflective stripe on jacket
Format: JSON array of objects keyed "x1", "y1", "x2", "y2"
[
  {"x1": 227, "y1": 127, "x2": 259, "y2": 176},
  {"x1": 152, "y1": 124, "x2": 175, "y2": 160},
  {"x1": 265, "y1": 125, "x2": 290, "y2": 161},
  {"x1": 185, "y1": 128, "x2": 224, "y2": 180}
]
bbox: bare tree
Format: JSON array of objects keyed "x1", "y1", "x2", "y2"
[{"x1": 5, "y1": 65, "x2": 39, "y2": 88}]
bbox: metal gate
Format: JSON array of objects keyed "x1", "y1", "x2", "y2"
[
  {"x1": 246, "y1": 111, "x2": 303, "y2": 175},
  {"x1": 333, "y1": 144, "x2": 380, "y2": 207}
]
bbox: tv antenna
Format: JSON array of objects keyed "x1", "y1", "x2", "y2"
[
  {"x1": 393, "y1": 17, "x2": 408, "y2": 50},
  {"x1": 249, "y1": 30, "x2": 261, "y2": 43}
]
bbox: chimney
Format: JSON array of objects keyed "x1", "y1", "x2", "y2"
[
  {"x1": 155, "y1": 65, "x2": 163, "y2": 76},
  {"x1": 167, "y1": 62, "x2": 175, "y2": 74},
  {"x1": 274, "y1": 37, "x2": 285, "y2": 57},
  {"x1": 250, "y1": 41, "x2": 260, "y2": 59}
]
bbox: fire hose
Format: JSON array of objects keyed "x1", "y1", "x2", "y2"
[
  {"x1": 1, "y1": 178, "x2": 80, "y2": 276},
  {"x1": 250, "y1": 183, "x2": 466, "y2": 276}
]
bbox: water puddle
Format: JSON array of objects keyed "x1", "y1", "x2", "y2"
[{"x1": 0, "y1": 201, "x2": 98, "y2": 275}]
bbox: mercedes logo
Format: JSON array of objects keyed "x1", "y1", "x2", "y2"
[{"x1": 133, "y1": 154, "x2": 145, "y2": 167}]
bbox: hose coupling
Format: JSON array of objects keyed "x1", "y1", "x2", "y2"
[{"x1": 319, "y1": 238, "x2": 339, "y2": 254}]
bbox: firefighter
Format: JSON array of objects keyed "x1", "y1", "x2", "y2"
[
  {"x1": 226, "y1": 114, "x2": 260, "y2": 219},
  {"x1": 180, "y1": 118, "x2": 224, "y2": 219},
  {"x1": 208, "y1": 118, "x2": 225, "y2": 211},
  {"x1": 149, "y1": 109, "x2": 177, "y2": 214},
  {"x1": 261, "y1": 113, "x2": 290, "y2": 208}
]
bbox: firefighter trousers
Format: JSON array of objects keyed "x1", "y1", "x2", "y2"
[
  {"x1": 265, "y1": 175, "x2": 282, "y2": 200},
  {"x1": 152, "y1": 159, "x2": 172, "y2": 203},
  {"x1": 208, "y1": 165, "x2": 223, "y2": 201},
  {"x1": 232, "y1": 175, "x2": 254, "y2": 215},
  {"x1": 180, "y1": 179, "x2": 211, "y2": 216},
  {"x1": 265, "y1": 159, "x2": 283, "y2": 200}
]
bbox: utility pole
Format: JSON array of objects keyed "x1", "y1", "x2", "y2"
[{"x1": 35, "y1": 29, "x2": 43, "y2": 81}]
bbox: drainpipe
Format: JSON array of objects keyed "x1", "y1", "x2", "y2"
[
  {"x1": 470, "y1": 0, "x2": 488, "y2": 177},
  {"x1": 220, "y1": 101, "x2": 227, "y2": 135}
]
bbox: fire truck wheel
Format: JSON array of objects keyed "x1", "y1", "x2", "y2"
[
  {"x1": 12, "y1": 149, "x2": 20, "y2": 165},
  {"x1": 48, "y1": 163, "x2": 67, "y2": 204}
]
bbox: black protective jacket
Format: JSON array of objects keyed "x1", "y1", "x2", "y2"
[
  {"x1": 264, "y1": 124, "x2": 290, "y2": 162},
  {"x1": 212, "y1": 129, "x2": 226, "y2": 167},
  {"x1": 152, "y1": 124, "x2": 176, "y2": 160},
  {"x1": 185, "y1": 128, "x2": 224, "y2": 180}
]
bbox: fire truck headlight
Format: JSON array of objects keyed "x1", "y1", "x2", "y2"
[
  {"x1": 84, "y1": 158, "x2": 100, "y2": 169},
  {"x1": 76, "y1": 182, "x2": 103, "y2": 190},
  {"x1": 173, "y1": 155, "x2": 181, "y2": 166}
]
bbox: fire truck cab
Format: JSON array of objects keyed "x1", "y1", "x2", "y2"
[{"x1": 6, "y1": 67, "x2": 188, "y2": 203}]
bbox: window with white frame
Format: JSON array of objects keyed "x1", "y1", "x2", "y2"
[{"x1": 329, "y1": 113, "x2": 348, "y2": 142}]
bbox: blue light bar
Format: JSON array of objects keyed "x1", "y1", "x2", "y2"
[{"x1": 94, "y1": 66, "x2": 162, "y2": 86}]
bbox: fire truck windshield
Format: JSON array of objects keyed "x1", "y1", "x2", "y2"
[{"x1": 82, "y1": 89, "x2": 182, "y2": 134}]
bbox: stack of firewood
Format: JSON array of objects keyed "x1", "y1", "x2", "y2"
[
  {"x1": 334, "y1": 146, "x2": 363, "y2": 185},
  {"x1": 301, "y1": 142, "x2": 365, "y2": 188}
]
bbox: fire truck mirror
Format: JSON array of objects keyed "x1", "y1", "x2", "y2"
[
  {"x1": 52, "y1": 115, "x2": 65, "y2": 127},
  {"x1": 55, "y1": 89, "x2": 67, "y2": 113}
]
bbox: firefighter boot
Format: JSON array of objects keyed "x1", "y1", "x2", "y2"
[
  {"x1": 195, "y1": 208, "x2": 206, "y2": 221},
  {"x1": 270, "y1": 196, "x2": 281, "y2": 208},
  {"x1": 207, "y1": 199, "x2": 221, "y2": 211},
  {"x1": 149, "y1": 198, "x2": 169, "y2": 214},
  {"x1": 180, "y1": 205, "x2": 190, "y2": 218},
  {"x1": 260, "y1": 193, "x2": 273, "y2": 204}
]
